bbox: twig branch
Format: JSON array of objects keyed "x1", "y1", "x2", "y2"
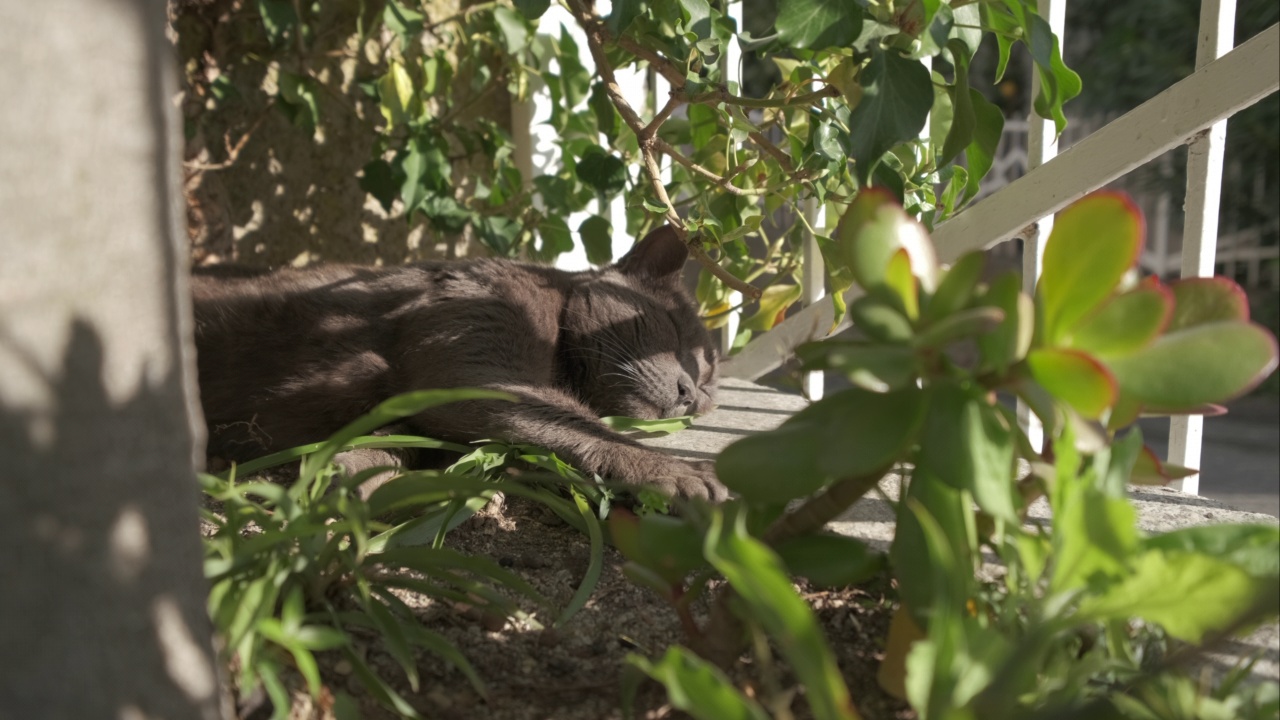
[
  {"x1": 183, "y1": 99, "x2": 277, "y2": 172},
  {"x1": 567, "y1": 0, "x2": 761, "y2": 300}
]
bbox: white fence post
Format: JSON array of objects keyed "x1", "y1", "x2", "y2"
[
  {"x1": 1169, "y1": 0, "x2": 1238, "y2": 495},
  {"x1": 1017, "y1": 0, "x2": 1067, "y2": 453}
]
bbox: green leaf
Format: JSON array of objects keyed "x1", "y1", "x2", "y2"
[
  {"x1": 382, "y1": 1, "x2": 424, "y2": 43},
  {"x1": 589, "y1": 82, "x2": 622, "y2": 142},
  {"x1": 1068, "y1": 279, "x2": 1173, "y2": 357},
  {"x1": 847, "y1": 49, "x2": 933, "y2": 183},
  {"x1": 848, "y1": 289, "x2": 914, "y2": 343},
  {"x1": 513, "y1": 0, "x2": 551, "y2": 21},
  {"x1": 1129, "y1": 445, "x2": 1196, "y2": 486},
  {"x1": 360, "y1": 159, "x2": 405, "y2": 213},
  {"x1": 600, "y1": 415, "x2": 693, "y2": 435},
  {"x1": 629, "y1": 647, "x2": 771, "y2": 720},
  {"x1": 257, "y1": 0, "x2": 297, "y2": 45},
  {"x1": 961, "y1": 89, "x2": 1004, "y2": 204},
  {"x1": 717, "y1": 386, "x2": 924, "y2": 504},
  {"x1": 1026, "y1": 347, "x2": 1117, "y2": 420},
  {"x1": 578, "y1": 215, "x2": 613, "y2": 265},
  {"x1": 796, "y1": 341, "x2": 916, "y2": 393},
  {"x1": 913, "y1": 307, "x2": 1004, "y2": 351},
  {"x1": 892, "y1": 479, "x2": 974, "y2": 618},
  {"x1": 775, "y1": 0, "x2": 863, "y2": 50},
  {"x1": 775, "y1": 534, "x2": 885, "y2": 588},
  {"x1": 1078, "y1": 550, "x2": 1271, "y2": 645},
  {"x1": 1104, "y1": 321, "x2": 1279, "y2": 411},
  {"x1": 377, "y1": 61, "x2": 416, "y2": 129},
  {"x1": 421, "y1": 193, "x2": 472, "y2": 233},
  {"x1": 610, "y1": 510, "x2": 707, "y2": 586},
  {"x1": 923, "y1": 250, "x2": 985, "y2": 324},
  {"x1": 535, "y1": 215, "x2": 573, "y2": 259},
  {"x1": 558, "y1": 490, "x2": 604, "y2": 626},
  {"x1": 704, "y1": 511, "x2": 859, "y2": 720},
  {"x1": 917, "y1": 382, "x2": 1019, "y2": 524},
  {"x1": 975, "y1": 272, "x2": 1032, "y2": 374},
  {"x1": 575, "y1": 146, "x2": 628, "y2": 196},
  {"x1": 1050, "y1": 439, "x2": 1139, "y2": 593},
  {"x1": 493, "y1": 6, "x2": 529, "y2": 54},
  {"x1": 939, "y1": 40, "x2": 976, "y2": 166},
  {"x1": 606, "y1": 0, "x2": 643, "y2": 33},
  {"x1": 1166, "y1": 276, "x2": 1250, "y2": 331},
  {"x1": 835, "y1": 188, "x2": 938, "y2": 294},
  {"x1": 300, "y1": 389, "x2": 512, "y2": 481},
  {"x1": 742, "y1": 284, "x2": 802, "y2": 331},
  {"x1": 279, "y1": 71, "x2": 320, "y2": 129},
  {"x1": 1142, "y1": 524, "x2": 1280, "y2": 578},
  {"x1": 1038, "y1": 192, "x2": 1144, "y2": 345}
]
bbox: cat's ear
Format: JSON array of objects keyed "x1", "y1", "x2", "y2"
[{"x1": 616, "y1": 225, "x2": 688, "y2": 283}]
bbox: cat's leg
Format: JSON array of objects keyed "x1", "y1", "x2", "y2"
[{"x1": 409, "y1": 386, "x2": 728, "y2": 502}]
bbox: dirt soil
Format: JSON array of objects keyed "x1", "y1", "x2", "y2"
[{"x1": 231, "y1": 493, "x2": 913, "y2": 720}]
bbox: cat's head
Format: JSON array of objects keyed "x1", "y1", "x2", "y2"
[{"x1": 561, "y1": 226, "x2": 719, "y2": 421}]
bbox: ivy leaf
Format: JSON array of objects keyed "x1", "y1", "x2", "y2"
[
  {"x1": 742, "y1": 284, "x2": 802, "y2": 332},
  {"x1": 939, "y1": 39, "x2": 975, "y2": 167},
  {"x1": 847, "y1": 49, "x2": 933, "y2": 183},
  {"x1": 420, "y1": 194, "x2": 472, "y2": 234},
  {"x1": 589, "y1": 82, "x2": 622, "y2": 143},
  {"x1": 377, "y1": 61, "x2": 417, "y2": 129},
  {"x1": 962, "y1": 89, "x2": 1004, "y2": 204},
  {"x1": 360, "y1": 159, "x2": 405, "y2": 213},
  {"x1": 493, "y1": 7, "x2": 529, "y2": 54},
  {"x1": 578, "y1": 215, "x2": 613, "y2": 265},
  {"x1": 382, "y1": 1, "x2": 424, "y2": 43},
  {"x1": 535, "y1": 215, "x2": 573, "y2": 260},
  {"x1": 513, "y1": 0, "x2": 551, "y2": 21},
  {"x1": 278, "y1": 71, "x2": 320, "y2": 130},
  {"x1": 575, "y1": 146, "x2": 628, "y2": 196},
  {"x1": 775, "y1": 0, "x2": 863, "y2": 50},
  {"x1": 605, "y1": 0, "x2": 643, "y2": 34},
  {"x1": 257, "y1": 0, "x2": 297, "y2": 46}
]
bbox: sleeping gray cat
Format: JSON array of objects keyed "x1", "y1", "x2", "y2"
[{"x1": 191, "y1": 225, "x2": 727, "y2": 501}]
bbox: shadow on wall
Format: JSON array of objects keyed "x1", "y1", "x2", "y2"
[
  {"x1": 173, "y1": 0, "x2": 507, "y2": 268},
  {"x1": 0, "y1": 320, "x2": 222, "y2": 719}
]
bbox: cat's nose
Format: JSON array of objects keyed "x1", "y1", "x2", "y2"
[{"x1": 676, "y1": 377, "x2": 694, "y2": 408}]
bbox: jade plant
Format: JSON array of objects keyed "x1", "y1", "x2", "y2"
[{"x1": 615, "y1": 191, "x2": 1280, "y2": 719}]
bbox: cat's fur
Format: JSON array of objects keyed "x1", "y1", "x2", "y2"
[{"x1": 191, "y1": 226, "x2": 727, "y2": 500}]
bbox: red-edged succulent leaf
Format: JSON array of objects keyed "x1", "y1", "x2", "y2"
[
  {"x1": 1131, "y1": 446, "x2": 1198, "y2": 486},
  {"x1": 1167, "y1": 277, "x2": 1249, "y2": 331},
  {"x1": 1068, "y1": 278, "x2": 1173, "y2": 357},
  {"x1": 1037, "y1": 192, "x2": 1145, "y2": 345},
  {"x1": 1104, "y1": 321, "x2": 1279, "y2": 411},
  {"x1": 836, "y1": 188, "x2": 938, "y2": 295},
  {"x1": 1026, "y1": 347, "x2": 1118, "y2": 420}
]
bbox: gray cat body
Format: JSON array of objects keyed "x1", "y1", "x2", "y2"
[{"x1": 191, "y1": 226, "x2": 726, "y2": 500}]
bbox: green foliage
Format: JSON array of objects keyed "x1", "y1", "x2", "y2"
[
  {"x1": 176, "y1": 0, "x2": 1076, "y2": 339},
  {"x1": 202, "y1": 390, "x2": 606, "y2": 718},
  {"x1": 618, "y1": 192, "x2": 1280, "y2": 719}
]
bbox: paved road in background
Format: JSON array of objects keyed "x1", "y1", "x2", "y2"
[{"x1": 1140, "y1": 395, "x2": 1279, "y2": 517}]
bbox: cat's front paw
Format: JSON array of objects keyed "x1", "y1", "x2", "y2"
[{"x1": 637, "y1": 457, "x2": 730, "y2": 503}]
